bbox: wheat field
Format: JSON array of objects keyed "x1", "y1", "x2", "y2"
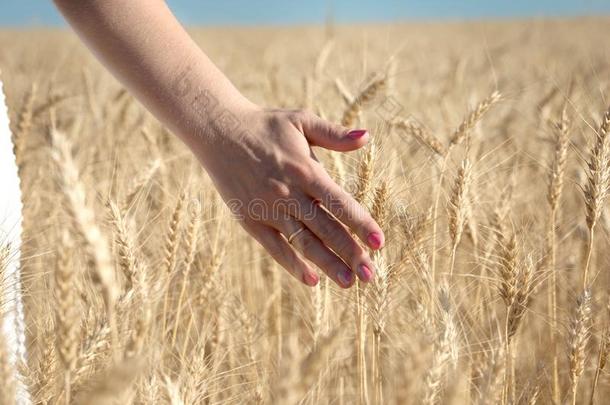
[{"x1": 1, "y1": 17, "x2": 610, "y2": 404}]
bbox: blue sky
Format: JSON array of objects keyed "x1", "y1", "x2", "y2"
[{"x1": 2, "y1": 1, "x2": 610, "y2": 26}]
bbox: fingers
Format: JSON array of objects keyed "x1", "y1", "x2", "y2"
[
  {"x1": 300, "y1": 112, "x2": 369, "y2": 152},
  {"x1": 240, "y1": 221, "x2": 320, "y2": 287},
  {"x1": 297, "y1": 197, "x2": 375, "y2": 282},
  {"x1": 276, "y1": 219, "x2": 356, "y2": 289},
  {"x1": 305, "y1": 169, "x2": 385, "y2": 250}
]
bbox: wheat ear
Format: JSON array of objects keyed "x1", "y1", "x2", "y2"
[
  {"x1": 423, "y1": 284, "x2": 458, "y2": 405},
  {"x1": 568, "y1": 288, "x2": 592, "y2": 405},
  {"x1": 341, "y1": 75, "x2": 387, "y2": 127},
  {"x1": 55, "y1": 231, "x2": 80, "y2": 404},
  {"x1": 393, "y1": 118, "x2": 446, "y2": 156},
  {"x1": 447, "y1": 159, "x2": 472, "y2": 276},
  {"x1": 106, "y1": 200, "x2": 137, "y2": 290},
  {"x1": 34, "y1": 326, "x2": 57, "y2": 404},
  {"x1": 355, "y1": 141, "x2": 376, "y2": 205},
  {"x1": 50, "y1": 129, "x2": 119, "y2": 359},
  {"x1": 450, "y1": 91, "x2": 501, "y2": 146},
  {"x1": 506, "y1": 256, "x2": 535, "y2": 341},
  {"x1": 171, "y1": 200, "x2": 200, "y2": 345},
  {"x1": 496, "y1": 230, "x2": 518, "y2": 404},
  {"x1": 430, "y1": 91, "x2": 501, "y2": 305},
  {"x1": 582, "y1": 105, "x2": 610, "y2": 288},
  {"x1": 12, "y1": 82, "x2": 37, "y2": 171},
  {"x1": 161, "y1": 191, "x2": 186, "y2": 336},
  {"x1": 121, "y1": 159, "x2": 161, "y2": 213}
]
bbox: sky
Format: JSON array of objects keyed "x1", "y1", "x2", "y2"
[{"x1": 2, "y1": 1, "x2": 610, "y2": 26}]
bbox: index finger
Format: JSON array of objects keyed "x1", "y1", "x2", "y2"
[{"x1": 305, "y1": 168, "x2": 384, "y2": 250}]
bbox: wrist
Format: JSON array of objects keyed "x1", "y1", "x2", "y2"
[
  {"x1": 198, "y1": 97, "x2": 258, "y2": 144},
  {"x1": 169, "y1": 68, "x2": 258, "y2": 160}
]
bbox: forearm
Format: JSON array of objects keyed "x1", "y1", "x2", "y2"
[{"x1": 53, "y1": 0, "x2": 251, "y2": 154}]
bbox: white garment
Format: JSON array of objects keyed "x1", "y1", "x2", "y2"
[{"x1": 0, "y1": 77, "x2": 31, "y2": 404}]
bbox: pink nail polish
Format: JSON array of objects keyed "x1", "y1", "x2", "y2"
[
  {"x1": 367, "y1": 232, "x2": 384, "y2": 250},
  {"x1": 347, "y1": 129, "x2": 368, "y2": 139},
  {"x1": 357, "y1": 264, "x2": 374, "y2": 282},
  {"x1": 338, "y1": 269, "x2": 354, "y2": 287},
  {"x1": 303, "y1": 272, "x2": 319, "y2": 287}
]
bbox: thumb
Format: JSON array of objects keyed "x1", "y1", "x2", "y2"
[{"x1": 301, "y1": 113, "x2": 369, "y2": 152}]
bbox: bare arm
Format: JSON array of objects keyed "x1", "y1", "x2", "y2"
[
  {"x1": 53, "y1": 0, "x2": 384, "y2": 287},
  {"x1": 53, "y1": 0, "x2": 248, "y2": 152}
]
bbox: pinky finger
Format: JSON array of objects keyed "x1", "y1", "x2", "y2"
[{"x1": 241, "y1": 221, "x2": 320, "y2": 287}]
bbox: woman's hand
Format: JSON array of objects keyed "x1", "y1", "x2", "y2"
[
  {"x1": 193, "y1": 103, "x2": 384, "y2": 288},
  {"x1": 52, "y1": 0, "x2": 384, "y2": 287}
]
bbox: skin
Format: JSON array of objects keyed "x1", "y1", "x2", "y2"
[{"x1": 53, "y1": 0, "x2": 385, "y2": 288}]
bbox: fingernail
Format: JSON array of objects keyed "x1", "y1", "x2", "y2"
[
  {"x1": 357, "y1": 264, "x2": 374, "y2": 282},
  {"x1": 303, "y1": 272, "x2": 319, "y2": 287},
  {"x1": 367, "y1": 232, "x2": 384, "y2": 250},
  {"x1": 347, "y1": 129, "x2": 368, "y2": 139},
  {"x1": 337, "y1": 269, "x2": 354, "y2": 287}
]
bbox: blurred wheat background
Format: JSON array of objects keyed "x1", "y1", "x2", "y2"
[{"x1": 1, "y1": 17, "x2": 610, "y2": 404}]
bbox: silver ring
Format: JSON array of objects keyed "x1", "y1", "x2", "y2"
[{"x1": 287, "y1": 226, "x2": 306, "y2": 244}]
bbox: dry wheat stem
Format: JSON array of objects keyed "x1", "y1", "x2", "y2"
[
  {"x1": 589, "y1": 317, "x2": 610, "y2": 405},
  {"x1": 547, "y1": 106, "x2": 570, "y2": 405}
]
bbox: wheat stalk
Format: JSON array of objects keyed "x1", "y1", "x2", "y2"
[
  {"x1": 581, "y1": 105, "x2": 610, "y2": 288},
  {"x1": 546, "y1": 105, "x2": 570, "y2": 405},
  {"x1": 430, "y1": 91, "x2": 501, "y2": 301},
  {"x1": 589, "y1": 301, "x2": 610, "y2": 405}
]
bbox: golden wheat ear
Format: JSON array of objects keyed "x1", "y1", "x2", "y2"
[{"x1": 0, "y1": 73, "x2": 31, "y2": 403}]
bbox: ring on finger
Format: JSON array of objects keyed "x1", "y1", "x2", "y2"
[{"x1": 287, "y1": 225, "x2": 306, "y2": 244}]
